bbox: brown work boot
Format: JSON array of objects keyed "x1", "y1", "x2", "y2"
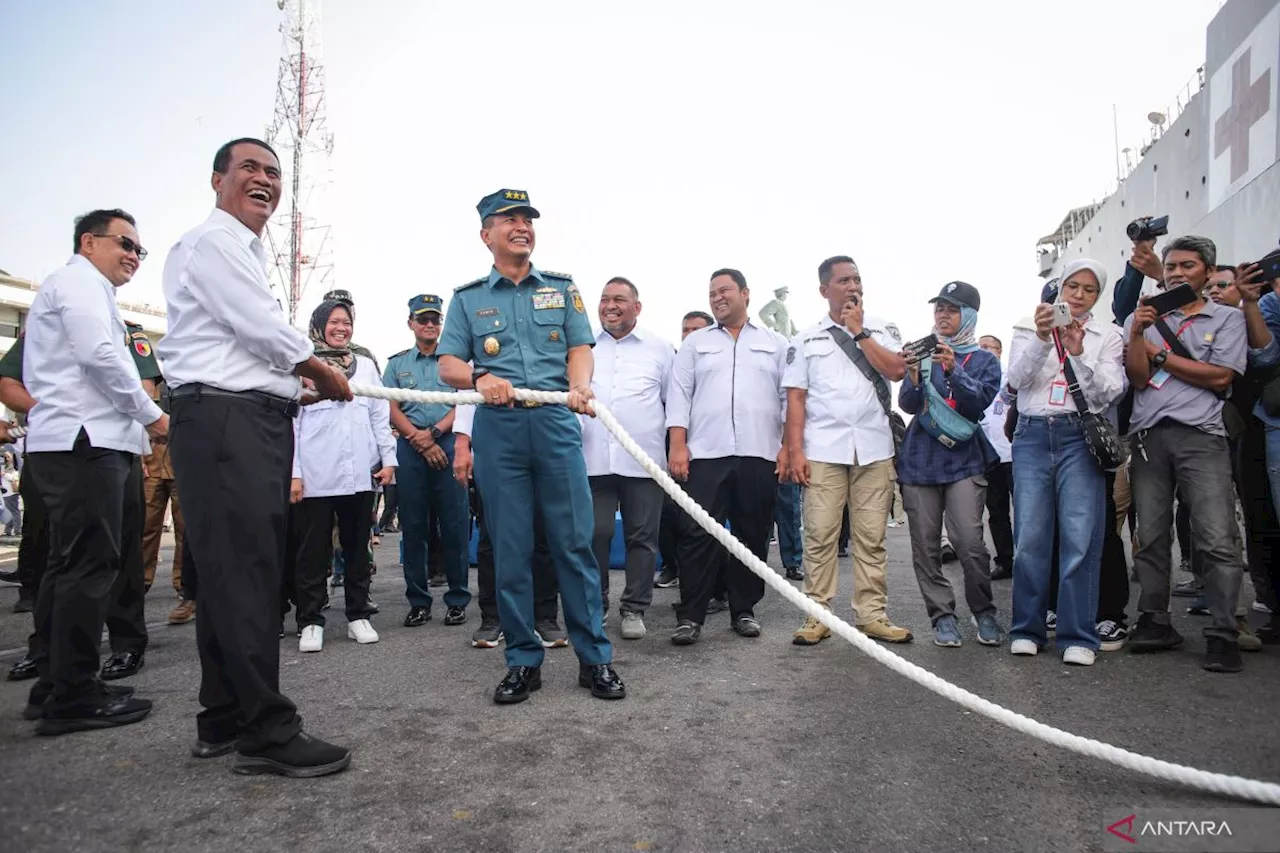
[
  {"x1": 168, "y1": 598, "x2": 196, "y2": 625},
  {"x1": 859, "y1": 617, "x2": 913, "y2": 644},
  {"x1": 792, "y1": 616, "x2": 830, "y2": 646}
]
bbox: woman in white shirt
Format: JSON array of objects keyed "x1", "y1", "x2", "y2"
[
  {"x1": 291, "y1": 300, "x2": 396, "y2": 652},
  {"x1": 1005, "y1": 259, "x2": 1125, "y2": 666}
]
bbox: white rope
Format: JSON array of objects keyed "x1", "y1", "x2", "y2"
[{"x1": 351, "y1": 381, "x2": 1280, "y2": 806}]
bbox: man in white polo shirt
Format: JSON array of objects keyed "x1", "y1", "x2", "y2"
[
  {"x1": 582, "y1": 278, "x2": 674, "y2": 640},
  {"x1": 783, "y1": 256, "x2": 913, "y2": 645}
]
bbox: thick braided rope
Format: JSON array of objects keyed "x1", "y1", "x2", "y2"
[{"x1": 351, "y1": 381, "x2": 1280, "y2": 805}]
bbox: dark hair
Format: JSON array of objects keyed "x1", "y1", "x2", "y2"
[
  {"x1": 683, "y1": 310, "x2": 714, "y2": 326},
  {"x1": 1161, "y1": 235, "x2": 1216, "y2": 270},
  {"x1": 213, "y1": 137, "x2": 280, "y2": 174},
  {"x1": 710, "y1": 268, "x2": 747, "y2": 289},
  {"x1": 1214, "y1": 264, "x2": 1237, "y2": 275},
  {"x1": 73, "y1": 208, "x2": 136, "y2": 254},
  {"x1": 604, "y1": 276, "x2": 639, "y2": 298},
  {"x1": 818, "y1": 255, "x2": 856, "y2": 286},
  {"x1": 979, "y1": 334, "x2": 1002, "y2": 349}
]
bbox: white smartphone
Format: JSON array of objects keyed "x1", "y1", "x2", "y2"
[{"x1": 1050, "y1": 302, "x2": 1072, "y2": 327}]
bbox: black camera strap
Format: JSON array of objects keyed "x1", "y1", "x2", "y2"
[
  {"x1": 827, "y1": 326, "x2": 893, "y2": 417},
  {"x1": 1153, "y1": 318, "x2": 1194, "y2": 360}
]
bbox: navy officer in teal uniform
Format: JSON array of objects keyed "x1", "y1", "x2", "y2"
[
  {"x1": 383, "y1": 295, "x2": 472, "y2": 629},
  {"x1": 438, "y1": 189, "x2": 626, "y2": 705}
]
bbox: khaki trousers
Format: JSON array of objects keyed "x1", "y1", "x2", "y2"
[
  {"x1": 800, "y1": 458, "x2": 894, "y2": 624},
  {"x1": 142, "y1": 476, "x2": 184, "y2": 592}
]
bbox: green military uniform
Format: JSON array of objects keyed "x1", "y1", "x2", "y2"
[
  {"x1": 437, "y1": 189, "x2": 612, "y2": 671},
  {"x1": 382, "y1": 294, "x2": 471, "y2": 615}
]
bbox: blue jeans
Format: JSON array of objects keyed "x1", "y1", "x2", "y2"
[
  {"x1": 1010, "y1": 414, "x2": 1104, "y2": 651},
  {"x1": 774, "y1": 480, "x2": 802, "y2": 568},
  {"x1": 397, "y1": 433, "x2": 471, "y2": 610}
]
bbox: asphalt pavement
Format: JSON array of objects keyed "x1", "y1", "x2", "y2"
[{"x1": 0, "y1": 528, "x2": 1277, "y2": 853}]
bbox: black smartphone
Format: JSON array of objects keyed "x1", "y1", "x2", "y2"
[
  {"x1": 1244, "y1": 250, "x2": 1280, "y2": 283},
  {"x1": 1142, "y1": 283, "x2": 1198, "y2": 316}
]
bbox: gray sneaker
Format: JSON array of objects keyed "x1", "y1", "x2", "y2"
[
  {"x1": 471, "y1": 620, "x2": 503, "y2": 649},
  {"x1": 620, "y1": 611, "x2": 647, "y2": 640},
  {"x1": 972, "y1": 612, "x2": 1004, "y2": 646},
  {"x1": 535, "y1": 620, "x2": 569, "y2": 648}
]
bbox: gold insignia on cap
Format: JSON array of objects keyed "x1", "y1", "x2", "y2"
[
  {"x1": 503, "y1": 191, "x2": 529, "y2": 201},
  {"x1": 484, "y1": 336, "x2": 501, "y2": 356}
]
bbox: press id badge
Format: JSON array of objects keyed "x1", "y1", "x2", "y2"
[
  {"x1": 1148, "y1": 368, "x2": 1171, "y2": 390},
  {"x1": 1048, "y1": 379, "x2": 1068, "y2": 407}
]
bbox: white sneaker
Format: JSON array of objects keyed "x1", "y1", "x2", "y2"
[
  {"x1": 620, "y1": 611, "x2": 647, "y2": 640},
  {"x1": 347, "y1": 619, "x2": 379, "y2": 644},
  {"x1": 1063, "y1": 646, "x2": 1096, "y2": 666},
  {"x1": 299, "y1": 625, "x2": 323, "y2": 653},
  {"x1": 1010, "y1": 639, "x2": 1038, "y2": 656}
]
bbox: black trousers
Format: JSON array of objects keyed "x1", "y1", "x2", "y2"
[
  {"x1": 657, "y1": 495, "x2": 686, "y2": 579},
  {"x1": 1234, "y1": 425, "x2": 1280, "y2": 605},
  {"x1": 984, "y1": 461, "x2": 1014, "y2": 572},
  {"x1": 169, "y1": 392, "x2": 301, "y2": 751},
  {"x1": 1048, "y1": 471, "x2": 1130, "y2": 624},
  {"x1": 27, "y1": 430, "x2": 131, "y2": 712},
  {"x1": 675, "y1": 456, "x2": 776, "y2": 624},
  {"x1": 294, "y1": 492, "x2": 376, "y2": 627},
  {"x1": 16, "y1": 452, "x2": 49, "y2": 601},
  {"x1": 377, "y1": 484, "x2": 398, "y2": 530},
  {"x1": 105, "y1": 457, "x2": 147, "y2": 654},
  {"x1": 474, "y1": 486, "x2": 557, "y2": 624}
]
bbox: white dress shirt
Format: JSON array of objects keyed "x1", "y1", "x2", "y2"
[
  {"x1": 980, "y1": 371, "x2": 1013, "y2": 463},
  {"x1": 453, "y1": 402, "x2": 475, "y2": 438},
  {"x1": 292, "y1": 355, "x2": 396, "y2": 498},
  {"x1": 1006, "y1": 317, "x2": 1126, "y2": 416},
  {"x1": 665, "y1": 321, "x2": 788, "y2": 462},
  {"x1": 157, "y1": 209, "x2": 313, "y2": 400},
  {"x1": 24, "y1": 255, "x2": 162, "y2": 454},
  {"x1": 582, "y1": 325, "x2": 674, "y2": 477},
  {"x1": 782, "y1": 313, "x2": 901, "y2": 466}
]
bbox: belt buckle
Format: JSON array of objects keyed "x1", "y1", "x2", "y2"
[{"x1": 522, "y1": 400, "x2": 541, "y2": 408}]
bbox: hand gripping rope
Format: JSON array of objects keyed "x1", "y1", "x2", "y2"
[{"x1": 350, "y1": 382, "x2": 1280, "y2": 806}]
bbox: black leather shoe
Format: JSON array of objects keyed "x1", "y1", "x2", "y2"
[
  {"x1": 403, "y1": 606, "x2": 431, "y2": 627},
  {"x1": 578, "y1": 664, "x2": 626, "y2": 700},
  {"x1": 233, "y1": 731, "x2": 351, "y2": 778},
  {"x1": 7, "y1": 654, "x2": 37, "y2": 681},
  {"x1": 671, "y1": 620, "x2": 701, "y2": 646},
  {"x1": 443, "y1": 606, "x2": 467, "y2": 626},
  {"x1": 990, "y1": 565, "x2": 1013, "y2": 581},
  {"x1": 706, "y1": 597, "x2": 728, "y2": 614},
  {"x1": 0, "y1": 569, "x2": 19, "y2": 583},
  {"x1": 100, "y1": 651, "x2": 144, "y2": 681},
  {"x1": 35, "y1": 696, "x2": 153, "y2": 736},
  {"x1": 493, "y1": 666, "x2": 541, "y2": 704},
  {"x1": 784, "y1": 566, "x2": 804, "y2": 581},
  {"x1": 13, "y1": 596, "x2": 34, "y2": 613},
  {"x1": 733, "y1": 615, "x2": 762, "y2": 638},
  {"x1": 192, "y1": 737, "x2": 239, "y2": 759}
]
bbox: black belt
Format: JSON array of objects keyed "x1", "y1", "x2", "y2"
[{"x1": 170, "y1": 383, "x2": 299, "y2": 418}]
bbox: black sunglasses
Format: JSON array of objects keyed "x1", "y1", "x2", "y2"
[
  {"x1": 1207, "y1": 280, "x2": 1233, "y2": 290},
  {"x1": 97, "y1": 233, "x2": 147, "y2": 260}
]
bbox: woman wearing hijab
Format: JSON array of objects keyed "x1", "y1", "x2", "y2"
[
  {"x1": 898, "y1": 282, "x2": 1003, "y2": 648},
  {"x1": 1005, "y1": 259, "x2": 1125, "y2": 666},
  {"x1": 291, "y1": 300, "x2": 396, "y2": 652}
]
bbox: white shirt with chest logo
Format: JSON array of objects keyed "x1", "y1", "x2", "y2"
[{"x1": 782, "y1": 313, "x2": 902, "y2": 467}]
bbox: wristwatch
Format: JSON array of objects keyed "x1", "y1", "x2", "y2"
[
  {"x1": 1151, "y1": 351, "x2": 1168, "y2": 369},
  {"x1": 852, "y1": 330, "x2": 871, "y2": 342},
  {"x1": 471, "y1": 366, "x2": 490, "y2": 385},
  {"x1": 429, "y1": 426, "x2": 443, "y2": 440}
]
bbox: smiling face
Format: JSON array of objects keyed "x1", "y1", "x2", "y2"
[
  {"x1": 933, "y1": 301, "x2": 961, "y2": 335},
  {"x1": 323, "y1": 305, "x2": 353, "y2": 348},
  {"x1": 709, "y1": 275, "x2": 748, "y2": 326},
  {"x1": 481, "y1": 213, "x2": 536, "y2": 263},
  {"x1": 80, "y1": 217, "x2": 143, "y2": 287},
  {"x1": 1060, "y1": 269, "x2": 1102, "y2": 316},
  {"x1": 598, "y1": 281, "x2": 641, "y2": 338},
  {"x1": 212, "y1": 142, "x2": 282, "y2": 236},
  {"x1": 409, "y1": 312, "x2": 442, "y2": 347}
]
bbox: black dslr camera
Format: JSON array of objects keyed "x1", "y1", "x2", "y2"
[{"x1": 1127, "y1": 215, "x2": 1169, "y2": 242}]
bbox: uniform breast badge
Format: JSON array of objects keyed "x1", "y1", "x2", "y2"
[{"x1": 484, "y1": 336, "x2": 501, "y2": 356}]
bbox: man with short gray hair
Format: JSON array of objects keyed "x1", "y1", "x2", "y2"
[{"x1": 1123, "y1": 234, "x2": 1248, "y2": 673}]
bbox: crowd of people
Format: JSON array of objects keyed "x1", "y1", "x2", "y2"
[{"x1": 2, "y1": 134, "x2": 1278, "y2": 781}]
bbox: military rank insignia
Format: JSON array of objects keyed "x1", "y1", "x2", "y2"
[{"x1": 567, "y1": 284, "x2": 584, "y2": 314}]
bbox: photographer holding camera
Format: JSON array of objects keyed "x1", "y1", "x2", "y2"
[
  {"x1": 1005, "y1": 260, "x2": 1126, "y2": 666},
  {"x1": 1123, "y1": 235, "x2": 1249, "y2": 672}
]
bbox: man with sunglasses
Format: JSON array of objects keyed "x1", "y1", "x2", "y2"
[
  {"x1": 21, "y1": 208, "x2": 166, "y2": 735},
  {"x1": 382, "y1": 295, "x2": 472, "y2": 629}
]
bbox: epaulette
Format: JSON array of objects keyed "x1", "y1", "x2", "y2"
[
  {"x1": 388, "y1": 348, "x2": 411, "y2": 361},
  {"x1": 125, "y1": 320, "x2": 144, "y2": 330},
  {"x1": 541, "y1": 270, "x2": 573, "y2": 281},
  {"x1": 455, "y1": 277, "x2": 486, "y2": 293}
]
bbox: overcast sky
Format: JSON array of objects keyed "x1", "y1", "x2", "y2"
[{"x1": 1, "y1": 0, "x2": 1221, "y2": 361}]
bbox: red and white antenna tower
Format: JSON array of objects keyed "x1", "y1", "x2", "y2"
[{"x1": 264, "y1": 0, "x2": 335, "y2": 326}]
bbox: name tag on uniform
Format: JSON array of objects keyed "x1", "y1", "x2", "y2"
[
  {"x1": 1148, "y1": 368, "x2": 1171, "y2": 390},
  {"x1": 1048, "y1": 379, "x2": 1068, "y2": 407},
  {"x1": 532, "y1": 291, "x2": 565, "y2": 310}
]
